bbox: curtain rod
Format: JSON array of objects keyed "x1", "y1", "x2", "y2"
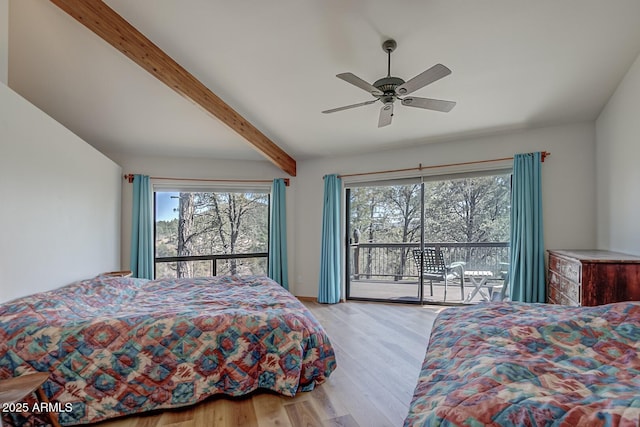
[
  {"x1": 123, "y1": 174, "x2": 289, "y2": 186},
  {"x1": 337, "y1": 151, "x2": 550, "y2": 179}
]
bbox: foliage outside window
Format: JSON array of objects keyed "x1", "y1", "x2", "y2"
[
  {"x1": 348, "y1": 173, "x2": 511, "y2": 281},
  {"x1": 350, "y1": 174, "x2": 510, "y2": 244},
  {"x1": 155, "y1": 191, "x2": 269, "y2": 279}
]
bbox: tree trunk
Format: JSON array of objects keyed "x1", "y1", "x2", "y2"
[{"x1": 177, "y1": 192, "x2": 195, "y2": 278}]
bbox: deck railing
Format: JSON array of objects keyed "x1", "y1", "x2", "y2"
[
  {"x1": 155, "y1": 252, "x2": 268, "y2": 279},
  {"x1": 350, "y1": 242, "x2": 509, "y2": 282}
]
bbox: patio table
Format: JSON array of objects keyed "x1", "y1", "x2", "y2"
[{"x1": 464, "y1": 270, "x2": 494, "y2": 302}]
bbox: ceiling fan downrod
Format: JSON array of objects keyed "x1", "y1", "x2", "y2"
[
  {"x1": 383, "y1": 39, "x2": 397, "y2": 77},
  {"x1": 374, "y1": 40, "x2": 404, "y2": 99}
]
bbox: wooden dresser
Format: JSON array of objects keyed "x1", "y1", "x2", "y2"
[{"x1": 547, "y1": 250, "x2": 640, "y2": 306}]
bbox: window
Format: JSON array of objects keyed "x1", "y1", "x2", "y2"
[{"x1": 154, "y1": 190, "x2": 269, "y2": 279}]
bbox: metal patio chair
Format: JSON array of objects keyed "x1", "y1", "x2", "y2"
[{"x1": 412, "y1": 247, "x2": 465, "y2": 302}]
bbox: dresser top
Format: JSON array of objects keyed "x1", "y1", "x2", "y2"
[{"x1": 548, "y1": 249, "x2": 640, "y2": 263}]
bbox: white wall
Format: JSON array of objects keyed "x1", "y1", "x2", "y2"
[
  {"x1": 595, "y1": 52, "x2": 640, "y2": 256},
  {"x1": 113, "y1": 123, "x2": 597, "y2": 299},
  {"x1": 293, "y1": 122, "x2": 597, "y2": 298},
  {"x1": 1, "y1": 0, "x2": 7, "y2": 85},
  {"x1": 0, "y1": 83, "x2": 121, "y2": 303},
  {"x1": 110, "y1": 153, "x2": 295, "y2": 290}
]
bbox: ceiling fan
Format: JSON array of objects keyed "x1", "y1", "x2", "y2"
[{"x1": 322, "y1": 39, "x2": 456, "y2": 127}]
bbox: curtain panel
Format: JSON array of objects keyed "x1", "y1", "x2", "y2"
[
  {"x1": 268, "y1": 178, "x2": 289, "y2": 289},
  {"x1": 130, "y1": 174, "x2": 153, "y2": 279},
  {"x1": 318, "y1": 174, "x2": 342, "y2": 304},
  {"x1": 509, "y1": 152, "x2": 545, "y2": 303}
]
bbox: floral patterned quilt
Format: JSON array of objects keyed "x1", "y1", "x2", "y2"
[
  {"x1": 404, "y1": 302, "x2": 640, "y2": 427},
  {"x1": 0, "y1": 275, "x2": 336, "y2": 425}
]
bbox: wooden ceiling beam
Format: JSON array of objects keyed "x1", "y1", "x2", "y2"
[{"x1": 49, "y1": 0, "x2": 297, "y2": 176}]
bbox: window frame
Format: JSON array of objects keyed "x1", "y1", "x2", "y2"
[{"x1": 152, "y1": 183, "x2": 271, "y2": 280}]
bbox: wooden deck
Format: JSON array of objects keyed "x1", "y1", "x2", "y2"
[{"x1": 348, "y1": 279, "x2": 503, "y2": 304}]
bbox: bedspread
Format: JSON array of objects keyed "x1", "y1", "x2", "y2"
[
  {"x1": 0, "y1": 275, "x2": 336, "y2": 425},
  {"x1": 404, "y1": 302, "x2": 640, "y2": 427}
]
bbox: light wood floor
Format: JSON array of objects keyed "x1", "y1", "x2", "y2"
[{"x1": 94, "y1": 301, "x2": 444, "y2": 427}]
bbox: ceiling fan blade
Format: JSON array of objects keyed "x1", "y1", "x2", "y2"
[
  {"x1": 322, "y1": 99, "x2": 378, "y2": 114},
  {"x1": 401, "y1": 96, "x2": 456, "y2": 112},
  {"x1": 395, "y1": 64, "x2": 451, "y2": 96},
  {"x1": 337, "y1": 72, "x2": 383, "y2": 95},
  {"x1": 378, "y1": 103, "x2": 394, "y2": 127}
]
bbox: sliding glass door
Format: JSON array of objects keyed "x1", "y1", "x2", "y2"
[
  {"x1": 346, "y1": 180, "x2": 425, "y2": 302},
  {"x1": 345, "y1": 171, "x2": 511, "y2": 305}
]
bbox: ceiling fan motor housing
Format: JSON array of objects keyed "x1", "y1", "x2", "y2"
[{"x1": 373, "y1": 76, "x2": 405, "y2": 95}]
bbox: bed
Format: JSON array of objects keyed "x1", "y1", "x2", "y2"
[
  {"x1": 0, "y1": 275, "x2": 336, "y2": 425},
  {"x1": 404, "y1": 301, "x2": 640, "y2": 427}
]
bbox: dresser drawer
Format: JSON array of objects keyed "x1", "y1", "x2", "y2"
[
  {"x1": 548, "y1": 286, "x2": 579, "y2": 306},
  {"x1": 549, "y1": 255, "x2": 581, "y2": 284},
  {"x1": 548, "y1": 284, "x2": 579, "y2": 306},
  {"x1": 548, "y1": 270, "x2": 581, "y2": 305}
]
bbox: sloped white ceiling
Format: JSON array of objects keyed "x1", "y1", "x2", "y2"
[{"x1": 9, "y1": 0, "x2": 640, "y2": 162}]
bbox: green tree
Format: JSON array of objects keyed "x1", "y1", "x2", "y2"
[
  {"x1": 382, "y1": 184, "x2": 421, "y2": 279},
  {"x1": 155, "y1": 191, "x2": 269, "y2": 279},
  {"x1": 425, "y1": 175, "x2": 510, "y2": 243},
  {"x1": 348, "y1": 173, "x2": 511, "y2": 279}
]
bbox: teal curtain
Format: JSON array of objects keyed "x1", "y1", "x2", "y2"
[
  {"x1": 318, "y1": 174, "x2": 342, "y2": 304},
  {"x1": 268, "y1": 178, "x2": 289, "y2": 289},
  {"x1": 130, "y1": 175, "x2": 153, "y2": 279},
  {"x1": 509, "y1": 152, "x2": 545, "y2": 302}
]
